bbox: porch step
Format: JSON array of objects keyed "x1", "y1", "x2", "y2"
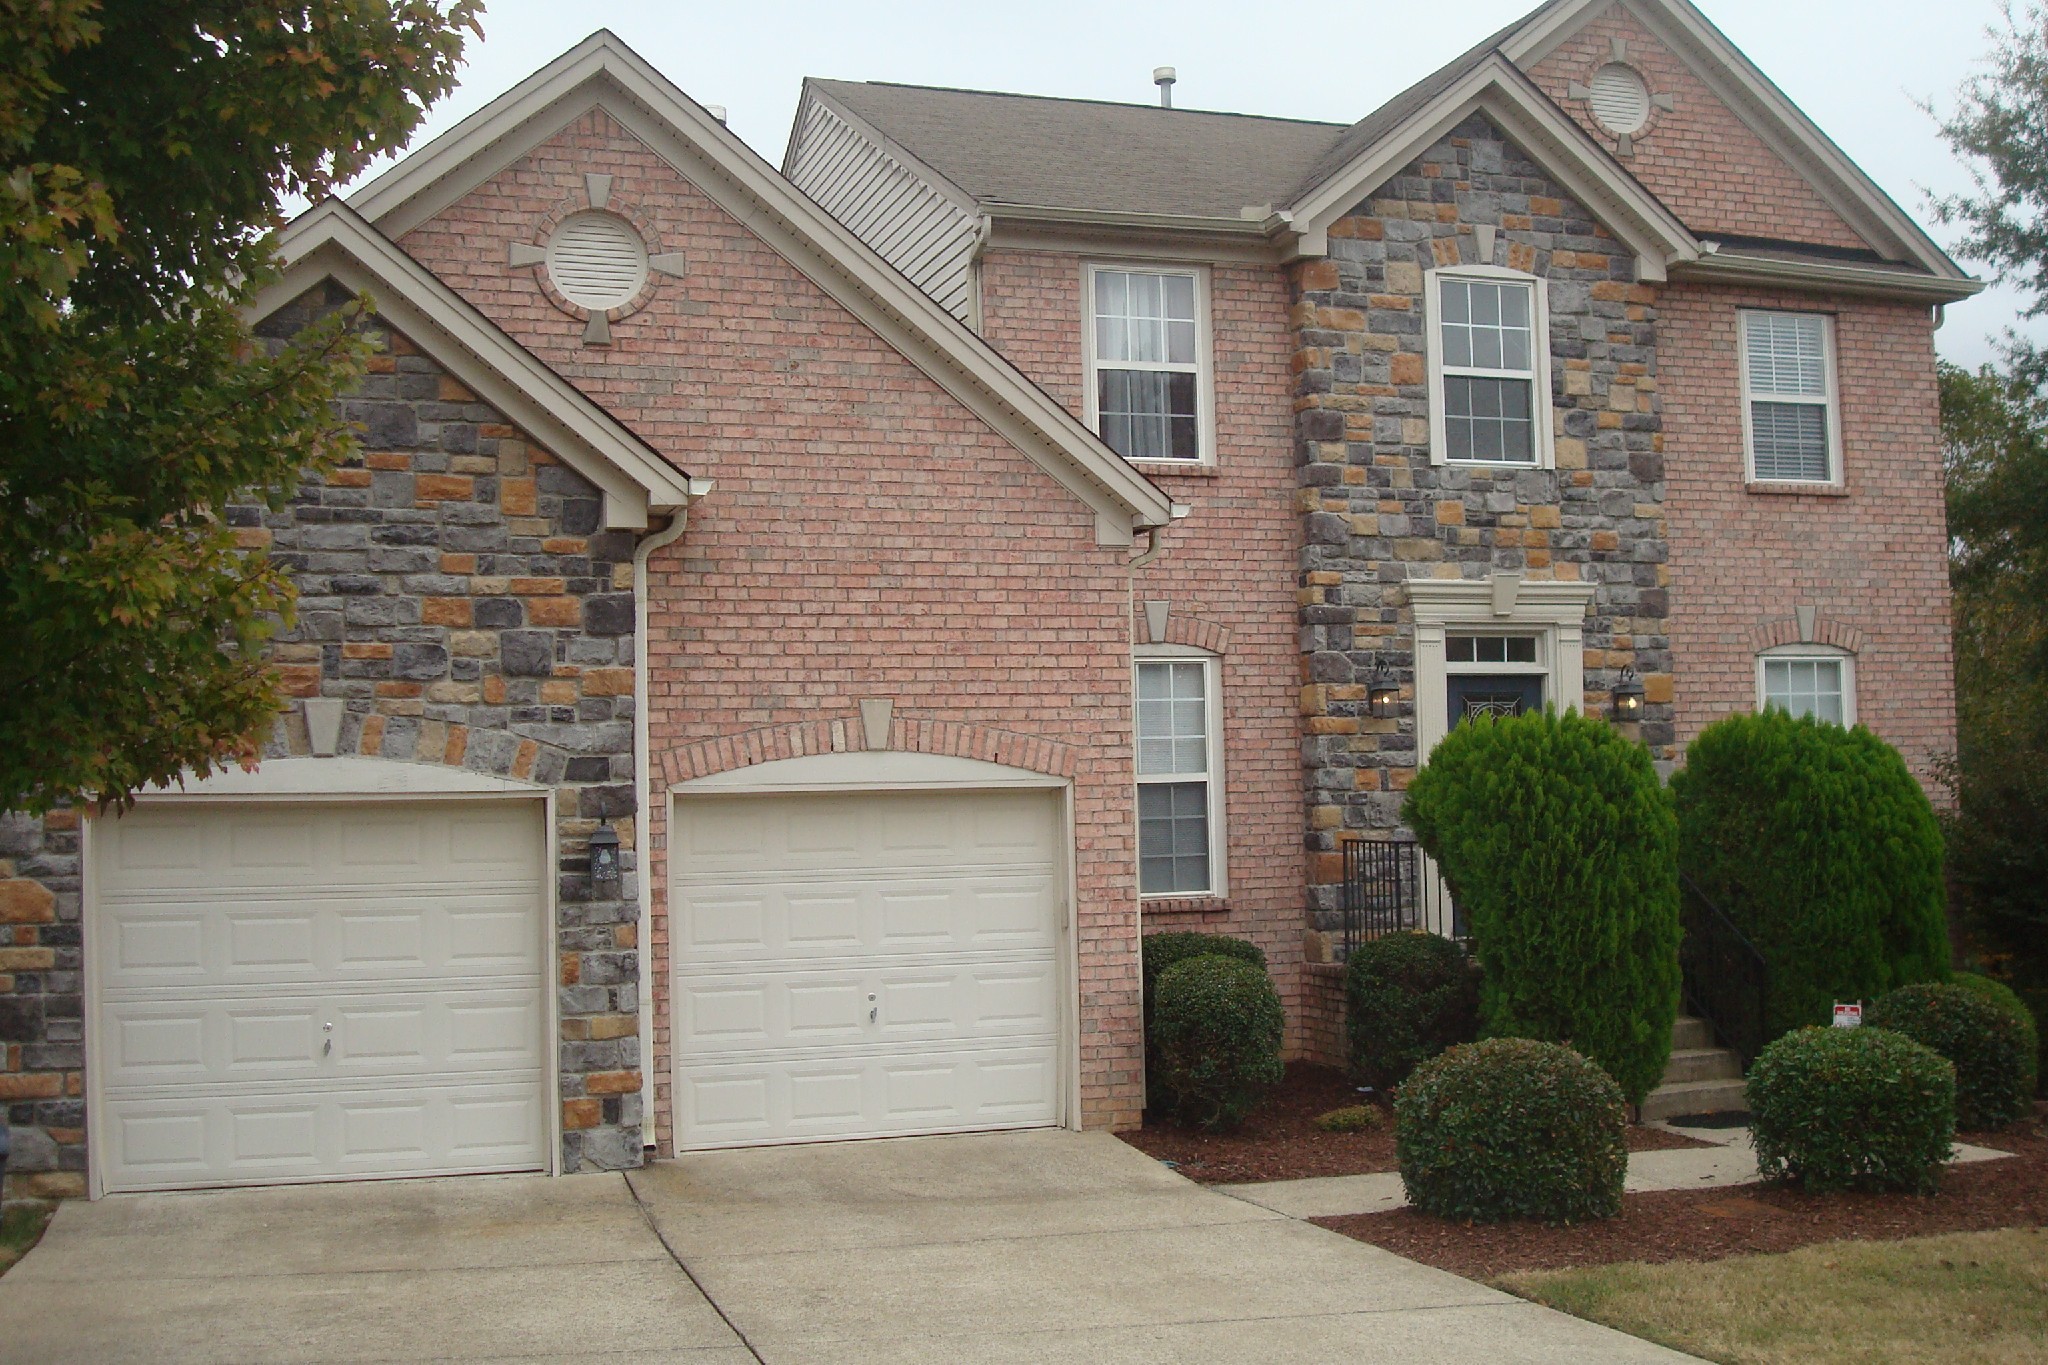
[
  {"x1": 1641, "y1": 1078, "x2": 1750, "y2": 1122},
  {"x1": 1671, "y1": 1015, "x2": 1714, "y2": 1051},
  {"x1": 1660, "y1": 1047, "x2": 1744, "y2": 1085}
]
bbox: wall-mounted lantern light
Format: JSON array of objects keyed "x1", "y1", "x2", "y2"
[
  {"x1": 1369, "y1": 657, "x2": 1403, "y2": 719},
  {"x1": 588, "y1": 821, "x2": 622, "y2": 893},
  {"x1": 1611, "y1": 666, "x2": 1646, "y2": 722}
]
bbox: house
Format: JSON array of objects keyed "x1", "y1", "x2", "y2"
[{"x1": 0, "y1": 0, "x2": 1975, "y2": 1199}]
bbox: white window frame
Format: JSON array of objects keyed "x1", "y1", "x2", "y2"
[
  {"x1": 1739, "y1": 309, "x2": 1844, "y2": 486},
  {"x1": 1425, "y1": 264, "x2": 1555, "y2": 469},
  {"x1": 1756, "y1": 644, "x2": 1857, "y2": 725},
  {"x1": 1083, "y1": 263, "x2": 1217, "y2": 467},
  {"x1": 1133, "y1": 645, "x2": 1226, "y2": 899}
]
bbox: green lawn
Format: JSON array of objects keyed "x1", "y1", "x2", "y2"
[
  {"x1": 0, "y1": 1202, "x2": 54, "y2": 1278},
  {"x1": 1501, "y1": 1227, "x2": 2048, "y2": 1365}
]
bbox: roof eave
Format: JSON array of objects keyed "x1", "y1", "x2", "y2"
[{"x1": 1673, "y1": 251, "x2": 1986, "y2": 304}]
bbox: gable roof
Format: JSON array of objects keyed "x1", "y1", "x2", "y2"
[
  {"x1": 797, "y1": 79, "x2": 1346, "y2": 222},
  {"x1": 345, "y1": 31, "x2": 1175, "y2": 542},
  {"x1": 253, "y1": 198, "x2": 701, "y2": 531}
]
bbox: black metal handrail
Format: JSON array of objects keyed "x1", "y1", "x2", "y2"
[
  {"x1": 1341, "y1": 837, "x2": 1463, "y2": 955},
  {"x1": 1678, "y1": 870, "x2": 1770, "y2": 1068}
]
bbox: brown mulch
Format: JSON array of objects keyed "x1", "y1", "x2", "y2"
[
  {"x1": 1317, "y1": 1104, "x2": 2048, "y2": 1280},
  {"x1": 1115, "y1": 1062, "x2": 1711, "y2": 1185}
]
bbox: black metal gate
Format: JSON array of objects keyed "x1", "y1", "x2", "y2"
[{"x1": 1340, "y1": 837, "x2": 1463, "y2": 955}]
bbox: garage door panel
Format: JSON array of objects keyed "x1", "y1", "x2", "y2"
[
  {"x1": 677, "y1": 875, "x2": 1059, "y2": 965},
  {"x1": 679, "y1": 959, "x2": 1059, "y2": 1056},
  {"x1": 94, "y1": 801, "x2": 549, "y2": 1192},
  {"x1": 675, "y1": 789, "x2": 1059, "y2": 875},
  {"x1": 102, "y1": 1078, "x2": 547, "y2": 1191}
]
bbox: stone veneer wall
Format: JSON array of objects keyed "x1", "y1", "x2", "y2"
[
  {"x1": 0, "y1": 287, "x2": 649, "y2": 1194},
  {"x1": 1291, "y1": 113, "x2": 1674, "y2": 930}
]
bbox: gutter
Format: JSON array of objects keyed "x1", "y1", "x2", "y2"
[
  {"x1": 1671, "y1": 253, "x2": 1985, "y2": 305},
  {"x1": 631, "y1": 479, "x2": 710, "y2": 1149}
]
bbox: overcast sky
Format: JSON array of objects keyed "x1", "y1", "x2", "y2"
[{"x1": 365, "y1": 0, "x2": 2038, "y2": 367}]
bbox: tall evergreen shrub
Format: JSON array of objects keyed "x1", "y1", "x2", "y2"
[
  {"x1": 1672, "y1": 710, "x2": 1948, "y2": 1040},
  {"x1": 1402, "y1": 709, "x2": 1680, "y2": 1105}
]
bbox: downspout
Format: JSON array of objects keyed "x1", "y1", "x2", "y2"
[
  {"x1": 1129, "y1": 504, "x2": 1191, "y2": 570},
  {"x1": 631, "y1": 484, "x2": 707, "y2": 1149}
]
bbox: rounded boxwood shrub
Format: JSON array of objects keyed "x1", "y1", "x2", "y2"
[
  {"x1": 1395, "y1": 1038, "x2": 1627, "y2": 1224},
  {"x1": 1402, "y1": 708, "x2": 1680, "y2": 1105},
  {"x1": 1149, "y1": 954, "x2": 1285, "y2": 1131},
  {"x1": 1141, "y1": 931, "x2": 1266, "y2": 1021},
  {"x1": 1345, "y1": 930, "x2": 1479, "y2": 1089},
  {"x1": 1672, "y1": 709, "x2": 1948, "y2": 1041},
  {"x1": 1867, "y1": 983, "x2": 2032, "y2": 1130},
  {"x1": 1950, "y1": 972, "x2": 2040, "y2": 1097},
  {"x1": 1748, "y1": 1026, "x2": 1955, "y2": 1193}
]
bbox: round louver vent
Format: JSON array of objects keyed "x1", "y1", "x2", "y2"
[
  {"x1": 546, "y1": 211, "x2": 649, "y2": 310},
  {"x1": 1588, "y1": 63, "x2": 1652, "y2": 135}
]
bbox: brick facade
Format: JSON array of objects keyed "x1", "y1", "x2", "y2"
[
  {"x1": 978, "y1": 250, "x2": 1309, "y2": 1044},
  {"x1": 1290, "y1": 113, "x2": 1674, "y2": 926},
  {"x1": 1526, "y1": 7, "x2": 1867, "y2": 251},
  {"x1": 400, "y1": 111, "x2": 1155, "y2": 1142},
  {"x1": 1660, "y1": 282, "x2": 1954, "y2": 785}
]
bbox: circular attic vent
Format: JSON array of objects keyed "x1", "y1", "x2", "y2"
[
  {"x1": 1588, "y1": 63, "x2": 1652, "y2": 136},
  {"x1": 546, "y1": 210, "x2": 649, "y2": 310}
]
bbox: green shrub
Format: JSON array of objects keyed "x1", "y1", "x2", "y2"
[
  {"x1": 1867, "y1": 983, "x2": 2031, "y2": 1130},
  {"x1": 1313, "y1": 1104, "x2": 1384, "y2": 1133},
  {"x1": 1149, "y1": 954, "x2": 1285, "y2": 1130},
  {"x1": 1395, "y1": 1038, "x2": 1627, "y2": 1224},
  {"x1": 1950, "y1": 973, "x2": 2040, "y2": 1097},
  {"x1": 1402, "y1": 708, "x2": 1680, "y2": 1104},
  {"x1": 1748, "y1": 1026, "x2": 1955, "y2": 1193},
  {"x1": 1344, "y1": 931, "x2": 1479, "y2": 1088},
  {"x1": 1140, "y1": 931, "x2": 1266, "y2": 1021},
  {"x1": 1672, "y1": 710, "x2": 1948, "y2": 1041}
]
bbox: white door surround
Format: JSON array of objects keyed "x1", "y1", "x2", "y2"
[
  {"x1": 85, "y1": 791, "x2": 556, "y2": 1196},
  {"x1": 1409, "y1": 574, "x2": 1599, "y2": 762},
  {"x1": 667, "y1": 752, "x2": 1077, "y2": 1151}
]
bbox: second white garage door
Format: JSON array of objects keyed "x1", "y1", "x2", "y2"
[{"x1": 671, "y1": 787, "x2": 1065, "y2": 1149}]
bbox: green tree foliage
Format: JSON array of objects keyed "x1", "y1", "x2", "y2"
[
  {"x1": 1402, "y1": 709, "x2": 1680, "y2": 1105},
  {"x1": 1672, "y1": 710, "x2": 1948, "y2": 1040},
  {"x1": 1, "y1": 1, "x2": 481, "y2": 813}
]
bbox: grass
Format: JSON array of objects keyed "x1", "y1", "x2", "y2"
[
  {"x1": 0, "y1": 1202, "x2": 55, "y2": 1278},
  {"x1": 1501, "y1": 1227, "x2": 2048, "y2": 1365}
]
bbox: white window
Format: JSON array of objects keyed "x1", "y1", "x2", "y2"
[
  {"x1": 1426, "y1": 266, "x2": 1553, "y2": 467},
  {"x1": 1086, "y1": 265, "x2": 1211, "y2": 463},
  {"x1": 1757, "y1": 648, "x2": 1855, "y2": 725},
  {"x1": 1135, "y1": 651, "x2": 1224, "y2": 896},
  {"x1": 1741, "y1": 311, "x2": 1841, "y2": 484}
]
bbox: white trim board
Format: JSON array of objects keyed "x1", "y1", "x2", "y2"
[
  {"x1": 344, "y1": 31, "x2": 1173, "y2": 542},
  {"x1": 672, "y1": 751, "x2": 1070, "y2": 793},
  {"x1": 252, "y1": 199, "x2": 701, "y2": 531},
  {"x1": 133, "y1": 755, "x2": 555, "y2": 800}
]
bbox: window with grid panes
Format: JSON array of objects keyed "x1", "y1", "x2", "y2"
[
  {"x1": 1437, "y1": 275, "x2": 1540, "y2": 464},
  {"x1": 1090, "y1": 267, "x2": 1202, "y2": 462},
  {"x1": 1760, "y1": 655, "x2": 1850, "y2": 724},
  {"x1": 1742, "y1": 311, "x2": 1837, "y2": 482},
  {"x1": 1135, "y1": 658, "x2": 1215, "y2": 895}
]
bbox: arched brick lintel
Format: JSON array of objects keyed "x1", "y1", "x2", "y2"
[
  {"x1": 1745, "y1": 615, "x2": 1868, "y2": 655},
  {"x1": 658, "y1": 714, "x2": 1081, "y2": 788},
  {"x1": 1134, "y1": 611, "x2": 1231, "y2": 654}
]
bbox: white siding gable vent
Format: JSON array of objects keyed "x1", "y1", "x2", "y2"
[
  {"x1": 547, "y1": 211, "x2": 649, "y2": 309},
  {"x1": 1588, "y1": 64, "x2": 1651, "y2": 136}
]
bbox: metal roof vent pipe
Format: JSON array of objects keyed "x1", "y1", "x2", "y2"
[{"x1": 1153, "y1": 67, "x2": 1176, "y2": 108}]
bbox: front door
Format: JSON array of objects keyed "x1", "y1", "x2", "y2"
[{"x1": 1446, "y1": 673, "x2": 1544, "y2": 728}]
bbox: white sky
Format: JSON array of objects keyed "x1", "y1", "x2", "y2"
[{"x1": 364, "y1": 0, "x2": 2039, "y2": 368}]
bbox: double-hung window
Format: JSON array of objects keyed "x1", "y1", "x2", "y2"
[
  {"x1": 1757, "y1": 647, "x2": 1854, "y2": 725},
  {"x1": 1741, "y1": 310, "x2": 1840, "y2": 484},
  {"x1": 1087, "y1": 266, "x2": 1208, "y2": 463},
  {"x1": 1135, "y1": 653, "x2": 1222, "y2": 896},
  {"x1": 1427, "y1": 266, "x2": 1552, "y2": 467}
]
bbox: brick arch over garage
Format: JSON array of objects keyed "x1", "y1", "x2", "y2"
[{"x1": 657, "y1": 713, "x2": 1081, "y2": 787}]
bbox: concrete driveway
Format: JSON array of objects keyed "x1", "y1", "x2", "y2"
[{"x1": 0, "y1": 1131, "x2": 1697, "y2": 1363}]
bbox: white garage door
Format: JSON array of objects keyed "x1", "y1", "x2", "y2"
[
  {"x1": 671, "y1": 788, "x2": 1065, "y2": 1149},
  {"x1": 92, "y1": 800, "x2": 550, "y2": 1193}
]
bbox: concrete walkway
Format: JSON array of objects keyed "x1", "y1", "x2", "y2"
[
  {"x1": 1220, "y1": 1122, "x2": 2019, "y2": 1220},
  {"x1": 627, "y1": 1128, "x2": 1696, "y2": 1362},
  {"x1": 0, "y1": 1131, "x2": 1701, "y2": 1363}
]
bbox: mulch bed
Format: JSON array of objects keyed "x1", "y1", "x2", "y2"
[
  {"x1": 1318, "y1": 1103, "x2": 2048, "y2": 1280},
  {"x1": 1116, "y1": 1062, "x2": 1710, "y2": 1185}
]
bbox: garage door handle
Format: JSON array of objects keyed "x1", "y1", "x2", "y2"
[
  {"x1": 323, "y1": 1021, "x2": 333, "y2": 1057},
  {"x1": 868, "y1": 1007, "x2": 878, "y2": 1023}
]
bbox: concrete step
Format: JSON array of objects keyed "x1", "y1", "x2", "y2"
[
  {"x1": 1641, "y1": 1077, "x2": 1749, "y2": 1122},
  {"x1": 1672, "y1": 1015, "x2": 1714, "y2": 1050},
  {"x1": 1660, "y1": 1047, "x2": 1744, "y2": 1085}
]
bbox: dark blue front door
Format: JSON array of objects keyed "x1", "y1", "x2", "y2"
[{"x1": 1446, "y1": 674, "x2": 1543, "y2": 728}]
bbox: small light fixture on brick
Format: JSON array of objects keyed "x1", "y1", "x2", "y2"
[
  {"x1": 588, "y1": 821, "x2": 622, "y2": 894},
  {"x1": 1611, "y1": 666, "x2": 1646, "y2": 722},
  {"x1": 1369, "y1": 657, "x2": 1404, "y2": 719}
]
